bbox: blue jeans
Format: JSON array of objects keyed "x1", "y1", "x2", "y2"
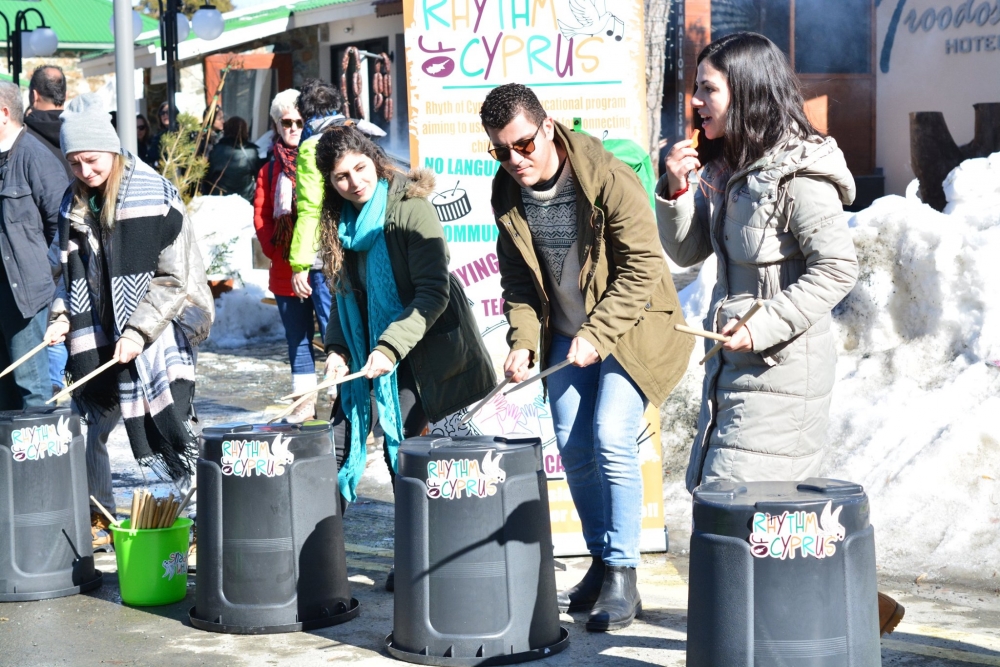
[
  {"x1": 275, "y1": 270, "x2": 332, "y2": 376},
  {"x1": 0, "y1": 279, "x2": 50, "y2": 409},
  {"x1": 48, "y1": 341, "x2": 68, "y2": 389},
  {"x1": 547, "y1": 334, "x2": 648, "y2": 567}
]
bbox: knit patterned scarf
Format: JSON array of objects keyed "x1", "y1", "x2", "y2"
[
  {"x1": 334, "y1": 179, "x2": 403, "y2": 502},
  {"x1": 270, "y1": 140, "x2": 298, "y2": 259}
]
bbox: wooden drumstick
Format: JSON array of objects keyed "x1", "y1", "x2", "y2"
[
  {"x1": 279, "y1": 370, "x2": 366, "y2": 401},
  {"x1": 700, "y1": 300, "x2": 764, "y2": 365},
  {"x1": 461, "y1": 377, "x2": 511, "y2": 425},
  {"x1": 130, "y1": 490, "x2": 140, "y2": 528},
  {"x1": 89, "y1": 495, "x2": 120, "y2": 528},
  {"x1": 674, "y1": 324, "x2": 731, "y2": 343},
  {"x1": 0, "y1": 340, "x2": 49, "y2": 380},
  {"x1": 47, "y1": 358, "x2": 119, "y2": 404}
]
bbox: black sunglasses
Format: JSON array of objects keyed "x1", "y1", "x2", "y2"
[
  {"x1": 488, "y1": 126, "x2": 541, "y2": 162},
  {"x1": 280, "y1": 118, "x2": 304, "y2": 129}
]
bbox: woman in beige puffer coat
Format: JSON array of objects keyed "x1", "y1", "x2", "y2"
[{"x1": 656, "y1": 32, "x2": 860, "y2": 493}]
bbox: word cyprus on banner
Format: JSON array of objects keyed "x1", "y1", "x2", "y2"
[{"x1": 405, "y1": 0, "x2": 662, "y2": 555}]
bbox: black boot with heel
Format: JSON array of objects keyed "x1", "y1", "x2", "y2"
[
  {"x1": 557, "y1": 556, "x2": 605, "y2": 613},
  {"x1": 586, "y1": 566, "x2": 641, "y2": 632}
]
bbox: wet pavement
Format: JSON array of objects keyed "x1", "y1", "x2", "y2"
[{"x1": 2, "y1": 341, "x2": 999, "y2": 665}]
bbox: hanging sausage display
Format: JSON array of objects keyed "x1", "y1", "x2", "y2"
[
  {"x1": 340, "y1": 47, "x2": 393, "y2": 124},
  {"x1": 373, "y1": 52, "x2": 393, "y2": 122},
  {"x1": 339, "y1": 46, "x2": 364, "y2": 120}
]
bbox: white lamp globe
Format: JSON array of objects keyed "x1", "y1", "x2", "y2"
[
  {"x1": 176, "y1": 13, "x2": 191, "y2": 42},
  {"x1": 19, "y1": 31, "x2": 35, "y2": 58},
  {"x1": 192, "y1": 5, "x2": 224, "y2": 41},
  {"x1": 31, "y1": 27, "x2": 58, "y2": 57}
]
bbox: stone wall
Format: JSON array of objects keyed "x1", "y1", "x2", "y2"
[{"x1": 3, "y1": 53, "x2": 116, "y2": 99}]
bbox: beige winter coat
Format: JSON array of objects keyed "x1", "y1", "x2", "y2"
[{"x1": 655, "y1": 134, "x2": 859, "y2": 492}]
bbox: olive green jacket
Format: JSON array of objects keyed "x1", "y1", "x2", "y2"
[
  {"x1": 491, "y1": 123, "x2": 693, "y2": 406},
  {"x1": 325, "y1": 169, "x2": 496, "y2": 423}
]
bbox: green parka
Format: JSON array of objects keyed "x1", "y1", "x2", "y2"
[
  {"x1": 324, "y1": 169, "x2": 496, "y2": 423},
  {"x1": 491, "y1": 123, "x2": 693, "y2": 407}
]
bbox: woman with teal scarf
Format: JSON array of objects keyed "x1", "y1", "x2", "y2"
[{"x1": 315, "y1": 126, "x2": 496, "y2": 589}]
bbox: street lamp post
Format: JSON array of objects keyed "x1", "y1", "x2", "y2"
[
  {"x1": 158, "y1": 1, "x2": 225, "y2": 131},
  {"x1": 0, "y1": 9, "x2": 59, "y2": 87}
]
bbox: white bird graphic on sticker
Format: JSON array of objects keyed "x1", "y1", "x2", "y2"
[
  {"x1": 819, "y1": 501, "x2": 846, "y2": 541},
  {"x1": 558, "y1": 0, "x2": 624, "y2": 41},
  {"x1": 481, "y1": 450, "x2": 506, "y2": 484}
]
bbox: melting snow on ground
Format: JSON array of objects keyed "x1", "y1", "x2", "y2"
[
  {"x1": 661, "y1": 151, "x2": 1000, "y2": 587},
  {"x1": 188, "y1": 194, "x2": 284, "y2": 348}
]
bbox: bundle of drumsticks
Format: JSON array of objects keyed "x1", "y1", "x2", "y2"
[{"x1": 128, "y1": 488, "x2": 196, "y2": 530}]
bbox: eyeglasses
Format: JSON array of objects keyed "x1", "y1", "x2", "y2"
[
  {"x1": 280, "y1": 118, "x2": 304, "y2": 129},
  {"x1": 487, "y1": 127, "x2": 541, "y2": 162},
  {"x1": 137, "y1": 124, "x2": 148, "y2": 131},
  {"x1": 159, "y1": 110, "x2": 170, "y2": 117}
]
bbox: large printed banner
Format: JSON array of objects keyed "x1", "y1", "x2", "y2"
[{"x1": 403, "y1": 0, "x2": 665, "y2": 554}]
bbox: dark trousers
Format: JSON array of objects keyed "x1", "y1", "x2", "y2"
[
  {"x1": 331, "y1": 360, "x2": 427, "y2": 508},
  {"x1": 0, "y1": 263, "x2": 50, "y2": 410}
]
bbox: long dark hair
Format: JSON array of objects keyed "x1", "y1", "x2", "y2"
[
  {"x1": 695, "y1": 32, "x2": 818, "y2": 172},
  {"x1": 316, "y1": 125, "x2": 397, "y2": 288},
  {"x1": 223, "y1": 116, "x2": 249, "y2": 146}
]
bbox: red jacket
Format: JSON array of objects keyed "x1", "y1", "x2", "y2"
[{"x1": 253, "y1": 159, "x2": 295, "y2": 297}]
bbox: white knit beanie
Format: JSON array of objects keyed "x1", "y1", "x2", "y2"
[{"x1": 60, "y1": 93, "x2": 121, "y2": 156}]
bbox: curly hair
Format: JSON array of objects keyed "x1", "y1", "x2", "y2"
[
  {"x1": 297, "y1": 78, "x2": 343, "y2": 122},
  {"x1": 479, "y1": 83, "x2": 547, "y2": 130},
  {"x1": 315, "y1": 125, "x2": 398, "y2": 289}
]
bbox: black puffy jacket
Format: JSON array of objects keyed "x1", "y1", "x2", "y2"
[{"x1": 204, "y1": 138, "x2": 261, "y2": 202}]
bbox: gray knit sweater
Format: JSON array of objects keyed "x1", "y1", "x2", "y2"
[{"x1": 520, "y1": 162, "x2": 588, "y2": 338}]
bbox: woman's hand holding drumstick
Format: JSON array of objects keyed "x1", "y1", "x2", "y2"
[
  {"x1": 664, "y1": 130, "x2": 701, "y2": 198},
  {"x1": 700, "y1": 300, "x2": 763, "y2": 364}
]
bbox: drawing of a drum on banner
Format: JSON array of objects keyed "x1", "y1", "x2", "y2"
[{"x1": 431, "y1": 183, "x2": 472, "y2": 222}]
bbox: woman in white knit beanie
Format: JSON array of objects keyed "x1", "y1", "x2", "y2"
[{"x1": 45, "y1": 94, "x2": 214, "y2": 548}]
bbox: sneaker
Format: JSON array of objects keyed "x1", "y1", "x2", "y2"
[
  {"x1": 285, "y1": 396, "x2": 317, "y2": 424},
  {"x1": 91, "y1": 510, "x2": 115, "y2": 553}
]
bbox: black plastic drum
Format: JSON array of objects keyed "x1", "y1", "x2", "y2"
[
  {"x1": 0, "y1": 406, "x2": 102, "y2": 602},
  {"x1": 387, "y1": 435, "x2": 568, "y2": 665},
  {"x1": 687, "y1": 478, "x2": 880, "y2": 667},
  {"x1": 189, "y1": 421, "x2": 359, "y2": 634}
]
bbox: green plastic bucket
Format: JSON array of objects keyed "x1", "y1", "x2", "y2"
[{"x1": 110, "y1": 517, "x2": 192, "y2": 606}]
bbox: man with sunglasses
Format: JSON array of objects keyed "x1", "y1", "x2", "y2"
[{"x1": 482, "y1": 84, "x2": 692, "y2": 632}]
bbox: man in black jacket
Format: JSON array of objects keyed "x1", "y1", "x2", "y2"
[
  {"x1": 0, "y1": 81, "x2": 69, "y2": 408},
  {"x1": 24, "y1": 64, "x2": 73, "y2": 179}
]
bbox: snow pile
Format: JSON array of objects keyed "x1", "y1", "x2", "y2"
[
  {"x1": 660, "y1": 152, "x2": 1000, "y2": 585},
  {"x1": 187, "y1": 195, "x2": 284, "y2": 347}
]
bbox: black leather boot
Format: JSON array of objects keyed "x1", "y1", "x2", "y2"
[
  {"x1": 557, "y1": 556, "x2": 605, "y2": 613},
  {"x1": 586, "y1": 566, "x2": 641, "y2": 632}
]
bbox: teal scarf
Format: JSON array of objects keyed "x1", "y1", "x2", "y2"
[{"x1": 335, "y1": 179, "x2": 404, "y2": 502}]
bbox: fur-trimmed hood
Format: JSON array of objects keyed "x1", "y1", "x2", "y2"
[{"x1": 391, "y1": 167, "x2": 436, "y2": 200}]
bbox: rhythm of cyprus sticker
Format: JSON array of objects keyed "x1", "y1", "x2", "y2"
[
  {"x1": 11, "y1": 415, "x2": 73, "y2": 462},
  {"x1": 749, "y1": 500, "x2": 847, "y2": 560},
  {"x1": 426, "y1": 450, "x2": 506, "y2": 499},
  {"x1": 221, "y1": 433, "x2": 294, "y2": 477}
]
